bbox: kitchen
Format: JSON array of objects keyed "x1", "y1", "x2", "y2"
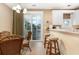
[{"x1": 48, "y1": 9, "x2": 79, "y2": 54}]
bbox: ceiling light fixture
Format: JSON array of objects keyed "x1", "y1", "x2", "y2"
[
  {"x1": 12, "y1": 6, "x2": 17, "y2": 10},
  {"x1": 12, "y1": 4, "x2": 27, "y2": 14},
  {"x1": 16, "y1": 4, "x2": 21, "y2": 10},
  {"x1": 16, "y1": 9, "x2": 20, "y2": 13},
  {"x1": 23, "y1": 8, "x2": 27, "y2": 14}
]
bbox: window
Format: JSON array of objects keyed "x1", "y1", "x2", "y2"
[
  {"x1": 63, "y1": 13, "x2": 71, "y2": 19},
  {"x1": 63, "y1": 13, "x2": 72, "y2": 28}
]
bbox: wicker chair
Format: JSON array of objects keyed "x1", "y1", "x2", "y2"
[
  {"x1": 0, "y1": 35, "x2": 23, "y2": 55},
  {"x1": 22, "y1": 31, "x2": 32, "y2": 52},
  {"x1": 0, "y1": 31, "x2": 10, "y2": 54},
  {"x1": 0, "y1": 31, "x2": 10, "y2": 39}
]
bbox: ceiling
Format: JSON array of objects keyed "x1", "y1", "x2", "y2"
[{"x1": 5, "y1": 3, "x2": 79, "y2": 10}]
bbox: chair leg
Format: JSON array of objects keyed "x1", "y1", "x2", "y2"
[
  {"x1": 56, "y1": 41, "x2": 60, "y2": 55},
  {"x1": 28, "y1": 46, "x2": 32, "y2": 52}
]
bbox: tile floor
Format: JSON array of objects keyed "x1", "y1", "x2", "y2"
[{"x1": 22, "y1": 41, "x2": 46, "y2": 55}]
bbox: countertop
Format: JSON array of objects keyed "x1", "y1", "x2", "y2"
[{"x1": 49, "y1": 29, "x2": 79, "y2": 36}]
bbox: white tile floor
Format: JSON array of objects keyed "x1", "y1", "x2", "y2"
[{"x1": 22, "y1": 41, "x2": 46, "y2": 55}]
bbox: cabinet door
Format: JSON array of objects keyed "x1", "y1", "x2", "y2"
[
  {"x1": 52, "y1": 10, "x2": 63, "y2": 25},
  {"x1": 73, "y1": 10, "x2": 79, "y2": 25}
]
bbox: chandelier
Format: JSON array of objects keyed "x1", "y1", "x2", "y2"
[{"x1": 12, "y1": 4, "x2": 27, "y2": 14}]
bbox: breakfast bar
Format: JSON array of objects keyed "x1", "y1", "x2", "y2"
[{"x1": 49, "y1": 29, "x2": 79, "y2": 55}]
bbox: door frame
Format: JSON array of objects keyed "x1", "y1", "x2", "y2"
[{"x1": 23, "y1": 11, "x2": 44, "y2": 41}]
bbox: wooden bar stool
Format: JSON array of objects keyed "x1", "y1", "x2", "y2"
[
  {"x1": 46, "y1": 38, "x2": 60, "y2": 55},
  {"x1": 44, "y1": 34, "x2": 50, "y2": 48},
  {"x1": 46, "y1": 39, "x2": 51, "y2": 55}
]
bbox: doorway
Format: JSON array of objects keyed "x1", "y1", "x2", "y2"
[{"x1": 23, "y1": 11, "x2": 43, "y2": 41}]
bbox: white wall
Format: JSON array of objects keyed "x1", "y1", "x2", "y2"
[{"x1": 0, "y1": 4, "x2": 13, "y2": 33}]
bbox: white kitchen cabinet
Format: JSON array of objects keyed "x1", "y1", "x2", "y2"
[
  {"x1": 73, "y1": 10, "x2": 79, "y2": 25},
  {"x1": 52, "y1": 10, "x2": 63, "y2": 25}
]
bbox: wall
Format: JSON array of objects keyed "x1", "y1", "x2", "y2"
[
  {"x1": 0, "y1": 4, "x2": 13, "y2": 33},
  {"x1": 43, "y1": 10, "x2": 52, "y2": 34}
]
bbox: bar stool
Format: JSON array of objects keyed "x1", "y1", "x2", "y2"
[
  {"x1": 44, "y1": 34, "x2": 50, "y2": 48},
  {"x1": 46, "y1": 39, "x2": 51, "y2": 55},
  {"x1": 46, "y1": 38, "x2": 60, "y2": 55}
]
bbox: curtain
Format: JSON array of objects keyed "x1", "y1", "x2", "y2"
[{"x1": 12, "y1": 10, "x2": 23, "y2": 36}]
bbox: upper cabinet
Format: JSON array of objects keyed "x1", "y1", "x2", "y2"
[
  {"x1": 73, "y1": 10, "x2": 79, "y2": 25},
  {"x1": 52, "y1": 10, "x2": 63, "y2": 25},
  {"x1": 52, "y1": 10, "x2": 75, "y2": 29}
]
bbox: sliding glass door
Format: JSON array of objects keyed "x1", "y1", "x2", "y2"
[
  {"x1": 32, "y1": 15, "x2": 42, "y2": 40},
  {"x1": 23, "y1": 11, "x2": 43, "y2": 41}
]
